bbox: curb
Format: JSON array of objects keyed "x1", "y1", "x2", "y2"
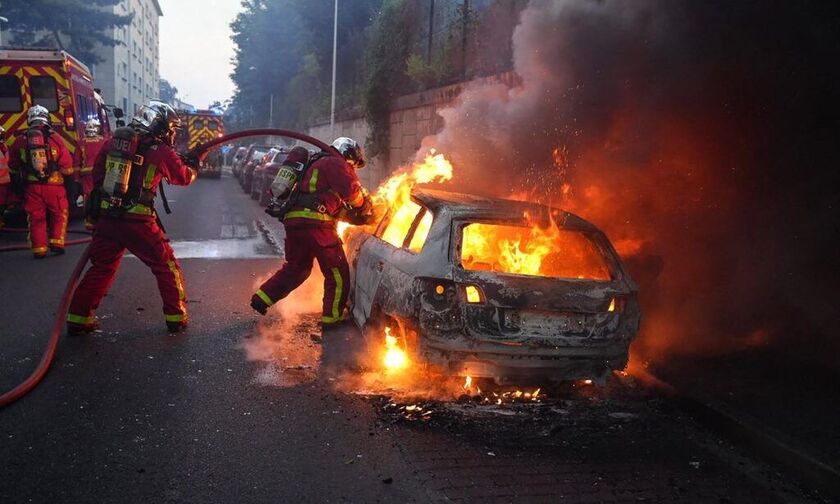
[{"x1": 632, "y1": 368, "x2": 840, "y2": 500}]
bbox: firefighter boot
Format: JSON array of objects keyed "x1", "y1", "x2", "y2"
[
  {"x1": 66, "y1": 318, "x2": 100, "y2": 337},
  {"x1": 50, "y1": 245, "x2": 65, "y2": 256},
  {"x1": 250, "y1": 294, "x2": 269, "y2": 315},
  {"x1": 166, "y1": 320, "x2": 188, "y2": 333}
]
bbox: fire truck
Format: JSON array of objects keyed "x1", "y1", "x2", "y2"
[
  {"x1": 0, "y1": 48, "x2": 119, "y2": 212},
  {"x1": 175, "y1": 109, "x2": 224, "y2": 178}
]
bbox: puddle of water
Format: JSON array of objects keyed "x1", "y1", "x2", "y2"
[{"x1": 127, "y1": 237, "x2": 279, "y2": 259}]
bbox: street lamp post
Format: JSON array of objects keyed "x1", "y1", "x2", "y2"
[
  {"x1": 0, "y1": 16, "x2": 9, "y2": 47},
  {"x1": 330, "y1": 0, "x2": 338, "y2": 139}
]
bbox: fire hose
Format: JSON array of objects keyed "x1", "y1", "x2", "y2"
[
  {"x1": 0, "y1": 128, "x2": 334, "y2": 408},
  {"x1": 0, "y1": 229, "x2": 93, "y2": 253}
]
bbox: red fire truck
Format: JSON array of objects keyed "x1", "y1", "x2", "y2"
[
  {"x1": 174, "y1": 109, "x2": 224, "y2": 178},
  {"x1": 0, "y1": 48, "x2": 119, "y2": 211}
]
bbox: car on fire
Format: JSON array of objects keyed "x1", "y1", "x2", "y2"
[{"x1": 347, "y1": 189, "x2": 640, "y2": 384}]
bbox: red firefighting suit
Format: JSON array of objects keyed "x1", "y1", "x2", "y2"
[
  {"x1": 254, "y1": 150, "x2": 366, "y2": 326},
  {"x1": 66, "y1": 139, "x2": 196, "y2": 330},
  {"x1": 8, "y1": 130, "x2": 73, "y2": 255},
  {"x1": 80, "y1": 135, "x2": 105, "y2": 198},
  {"x1": 0, "y1": 141, "x2": 11, "y2": 227}
]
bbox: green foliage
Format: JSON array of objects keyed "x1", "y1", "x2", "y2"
[
  {"x1": 1, "y1": 0, "x2": 132, "y2": 65},
  {"x1": 362, "y1": 0, "x2": 420, "y2": 158},
  {"x1": 405, "y1": 39, "x2": 457, "y2": 91},
  {"x1": 227, "y1": 0, "x2": 383, "y2": 133},
  {"x1": 159, "y1": 79, "x2": 178, "y2": 104}
]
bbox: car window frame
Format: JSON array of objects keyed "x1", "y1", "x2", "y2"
[
  {"x1": 452, "y1": 217, "x2": 616, "y2": 281},
  {"x1": 374, "y1": 197, "x2": 433, "y2": 255}
]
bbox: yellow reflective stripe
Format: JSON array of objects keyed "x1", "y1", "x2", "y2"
[
  {"x1": 167, "y1": 260, "x2": 186, "y2": 316},
  {"x1": 49, "y1": 238, "x2": 64, "y2": 245},
  {"x1": 143, "y1": 164, "x2": 156, "y2": 189},
  {"x1": 255, "y1": 289, "x2": 273, "y2": 306},
  {"x1": 32, "y1": 246, "x2": 48, "y2": 254},
  {"x1": 165, "y1": 313, "x2": 186, "y2": 322},
  {"x1": 322, "y1": 314, "x2": 345, "y2": 324},
  {"x1": 100, "y1": 200, "x2": 154, "y2": 216},
  {"x1": 308, "y1": 168, "x2": 319, "y2": 193},
  {"x1": 330, "y1": 267, "x2": 343, "y2": 322},
  {"x1": 67, "y1": 313, "x2": 94, "y2": 325},
  {"x1": 284, "y1": 209, "x2": 334, "y2": 222}
]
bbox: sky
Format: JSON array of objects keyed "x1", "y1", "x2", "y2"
[{"x1": 158, "y1": 0, "x2": 242, "y2": 109}]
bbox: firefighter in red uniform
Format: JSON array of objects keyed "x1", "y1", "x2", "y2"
[
  {"x1": 251, "y1": 137, "x2": 374, "y2": 330},
  {"x1": 80, "y1": 119, "x2": 105, "y2": 201},
  {"x1": 8, "y1": 105, "x2": 74, "y2": 258},
  {"x1": 0, "y1": 125, "x2": 11, "y2": 228},
  {"x1": 66, "y1": 101, "x2": 200, "y2": 335}
]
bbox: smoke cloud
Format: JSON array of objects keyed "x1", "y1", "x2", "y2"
[{"x1": 419, "y1": 0, "x2": 840, "y2": 364}]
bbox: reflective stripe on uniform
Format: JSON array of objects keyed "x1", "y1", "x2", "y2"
[
  {"x1": 167, "y1": 260, "x2": 187, "y2": 316},
  {"x1": 327, "y1": 266, "x2": 343, "y2": 323},
  {"x1": 284, "y1": 209, "x2": 334, "y2": 222},
  {"x1": 308, "y1": 168, "x2": 319, "y2": 193},
  {"x1": 32, "y1": 246, "x2": 48, "y2": 254},
  {"x1": 143, "y1": 164, "x2": 156, "y2": 189},
  {"x1": 322, "y1": 313, "x2": 345, "y2": 324},
  {"x1": 100, "y1": 200, "x2": 154, "y2": 216},
  {"x1": 255, "y1": 289, "x2": 273, "y2": 306},
  {"x1": 67, "y1": 313, "x2": 94, "y2": 325},
  {"x1": 165, "y1": 313, "x2": 186, "y2": 322}
]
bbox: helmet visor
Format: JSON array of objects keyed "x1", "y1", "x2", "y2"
[{"x1": 132, "y1": 105, "x2": 158, "y2": 130}]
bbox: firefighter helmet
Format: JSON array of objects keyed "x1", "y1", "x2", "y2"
[
  {"x1": 131, "y1": 100, "x2": 181, "y2": 145},
  {"x1": 85, "y1": 119, "x2": 102, "y2": 137},
  {"x1": 331, "y1": 137, "x2": 366, "y2": 169},
  {"x1": 27, "y1": 105, "x2": 50, "y2": 127}
]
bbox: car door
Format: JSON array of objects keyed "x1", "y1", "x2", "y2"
[{"x1": 352, "y1": 199, "x2": 431, "y2": 324}]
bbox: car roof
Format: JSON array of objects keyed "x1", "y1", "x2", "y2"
[{"x1": 412, "y1": 188, "x2": 597, "y2": 230}]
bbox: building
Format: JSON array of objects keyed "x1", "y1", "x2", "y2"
[{"x1": 92, "y1": 0, "x2": 163, "y2": 117}]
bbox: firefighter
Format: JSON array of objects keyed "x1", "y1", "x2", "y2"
[
  {"x1": 8, "y1": 105, "x2": 74, "y2": 258},
  {"x1": 0, "y1": 126, "x2": 10, "y2": 228},
  {"x1": 80, "y1": 119, "x2": 105, "y2": 202},
  {"x1": 251, "y1": 137, "x2": 375, "y2": 330},
  {"x1": 66, "y1": 101, "x2": 201, "y2": 336}
]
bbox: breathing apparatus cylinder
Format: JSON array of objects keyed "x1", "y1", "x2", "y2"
[
  {"x1": 26, "y1": 128, "x2": 49, "y2": 180},
  {"x1": 102, "y1": 127, "x2": 140, "y2": 200}
]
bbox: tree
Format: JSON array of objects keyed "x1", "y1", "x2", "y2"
[
  {"x1": 159, "y1": 79, "x2": 178, "y2": 105},
  {"x1": 1, "y1": 0, "x2": 131, "y2": 66}
]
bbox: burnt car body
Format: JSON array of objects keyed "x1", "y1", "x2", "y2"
[
  {"x1": 348, "y1": 189, "x2": 640, "y2": 384},
  {"x1": 251, "y1": 147, "x2": 287, "y2": 205}
]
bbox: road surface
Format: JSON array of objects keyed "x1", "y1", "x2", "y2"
[{"x1": 0, "y1": 172, "x2": 822, "y2": 503}]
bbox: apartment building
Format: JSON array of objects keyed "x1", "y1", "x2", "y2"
[{"x1": 92, "y1": 0, "x2": 163, "y2": 116}]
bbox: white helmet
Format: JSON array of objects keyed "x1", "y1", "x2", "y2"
[
  {"x1": 331, "y1": 137, "x2": 366, "y2": 169},
  {"x1": 27, "y1": 105, "x2": 50, "y2": 127},
  {"x1": 85, "y1": 119, "x2": 102, "y2": 137}
]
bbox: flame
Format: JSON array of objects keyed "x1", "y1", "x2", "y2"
[
  {"x1": 461, "y1": 214, "x2": 612, "y2": 280},
  {"x1": 376, "y1": 150, "x2": 453, "y2": 248},
  {"x1": 382, "y1": 327, "x2": 408, "y2": 371}
]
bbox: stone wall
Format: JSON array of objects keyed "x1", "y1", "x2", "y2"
[{"x1": 308, "y1": 72, "x2": 518, "y2": 190}]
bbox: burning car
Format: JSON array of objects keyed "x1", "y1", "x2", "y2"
[{"x1": 348, "y1": 188, "x2": 640, "y2": 384}]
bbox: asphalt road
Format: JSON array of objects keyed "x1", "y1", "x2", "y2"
[{"x1": 0, "y1": 172, "x2": 824, "y2": 503}]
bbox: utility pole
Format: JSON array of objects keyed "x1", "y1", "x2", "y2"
[
  {"x1": 330, "y1": 0, "x2": 338, "y2": 139},
  {"x1": 427, "y1": 0, "x2": 435, "y2": 63}
]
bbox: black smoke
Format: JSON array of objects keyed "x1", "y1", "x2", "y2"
[{"x1": 419, "y1": 0, "x2": 840, "y2": 364}]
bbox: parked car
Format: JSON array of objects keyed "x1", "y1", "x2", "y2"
[
  {"x1": 238, "y1": 146, "x2": 270, "y2": 191},
  {"x1": 346, "y1": 188, "x2": 640, "y2": 385},
  {"x1": 231, "y1": 146, "x2": 247, "y2": 177},
  {"x1": 251, "y1": 147, "x2": 288, "y2": 205},
  {"x1": 234, "y1": 144, "x2": 270, "y2": 180}
]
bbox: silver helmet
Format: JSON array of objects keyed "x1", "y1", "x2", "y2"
[
  {"x1": 331, "y1": 137, "x2": 366, "y2": 169},
  {"x1": 27, "y1": 105, "x2": 50, "y2": 127},
  {"x1": 85, "y1": 119, "x2": 102, "y2": 137}
]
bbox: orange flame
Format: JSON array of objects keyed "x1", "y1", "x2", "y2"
[{"x1": 383, "y1": 327, "x2": 408, "y2": 371}]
